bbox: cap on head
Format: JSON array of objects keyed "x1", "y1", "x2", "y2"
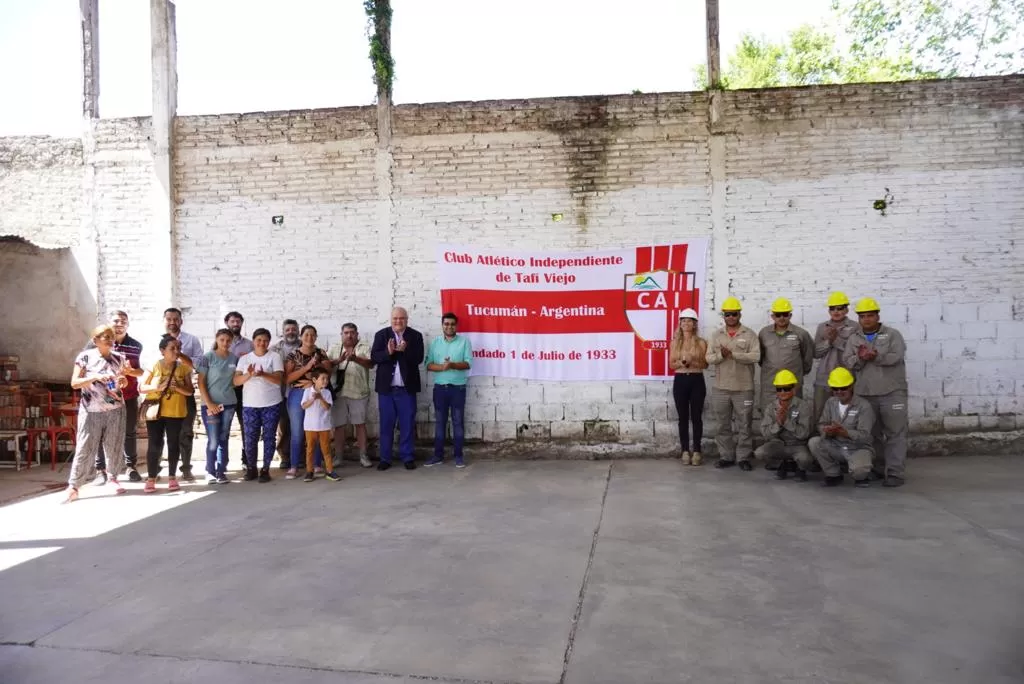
[
  {"x1": 720, "y1": 296, "x2": 742, "y2": 312},
  {"x1": 827, "y1": 367, "x2": 856, "y2": 388},
  {"x1": 678, "y1": 308, "x2": 698, "y2": 321},
  {"x1": 827, "y1": 291, "x2": 850, "y2": 307},
  {"x1": 771, "y1": 297, "x2": 793, "y2": 314},
  {"x1": 773, "y1": 369, "x2": 798, "y2": 386},
  {"x1": 854, "y1": 297, "x2": 881, "y2": 314}
]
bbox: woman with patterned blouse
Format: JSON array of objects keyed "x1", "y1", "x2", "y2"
[
  {"x1": 65, "y1": 325, "x2": 130, "y2": 503},
  {"x1": 284, "y1": 325, "x2": 332, "y2": 478}
]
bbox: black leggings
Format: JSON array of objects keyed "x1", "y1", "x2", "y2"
[
  {"x1": 672, "y1": 373, "x2": 706, "y2": 453},
  {"x1": 146, "y1": 417, "x2": 183, "y2": 479}
]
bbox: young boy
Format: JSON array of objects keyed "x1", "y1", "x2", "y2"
[{"x1": 300, "y1": 369, "x2": 340, "y2": 482}]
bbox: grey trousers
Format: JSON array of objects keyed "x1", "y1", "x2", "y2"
[
  {"x1": 754, "y1": 440, "x2": 813, "y2": 470},
  {"x1": 179, "y1": 396, "x2": 197, "y2": 473},
  {"x1": 862, "y1": 391, "x2": 909, "y2": 478},
  {"x1": 68, "y1": 407, "x2": 126, "y2": 489},
  {"x1": 712, "y1": 389, "x2": 754, "y2": 462},
  {"x1": 809, "y1": 436, "x2": 873, "y2": 480}
]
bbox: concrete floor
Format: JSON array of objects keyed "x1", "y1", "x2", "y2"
[{"x1": 1, "y1": 454, "x2": 1022, "y2": 684}]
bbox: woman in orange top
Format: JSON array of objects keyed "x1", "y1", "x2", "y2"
[
  {"x1": 669, "y1": 309, "x2": 708, "y2": 466},
  {"x1": 138, "y1": 335, "x2": 194, "y2": 493}
]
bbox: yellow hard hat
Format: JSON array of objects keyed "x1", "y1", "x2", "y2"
[
  {"x1": 826, "y1": 291, "x2": 850, "y2": 307},
  {"x1": 721, "y1": 296, "x2": 742, "y2": 312},
  {"x1": 773, "y1": 369, "x2": 799, "y2": 386},
  {"x1": 854, "y1": 297, "x2": 881, "y2": 314},
  {"x1": 771, "y1": 297, "x2": 793, "y2": 314},
  {"x1": 827, "y1": 367, "x2": 856, "y2": 388}
]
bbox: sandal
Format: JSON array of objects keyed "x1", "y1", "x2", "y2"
[{"x1": 63, "y1": 486, "x2": 79, "y2": 504}]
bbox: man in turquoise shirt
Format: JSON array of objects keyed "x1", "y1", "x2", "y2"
[{"x1": 424, "y1": 312, "x2": 473, "y2": 467}]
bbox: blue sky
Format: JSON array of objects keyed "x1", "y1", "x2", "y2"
[{"x1": 0, "y1": 0, "x2": 832, "y2": 136}]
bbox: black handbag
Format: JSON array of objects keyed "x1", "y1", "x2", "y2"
[{"x1": 330, "y1": 360, "x2": 348, "y2": 398}]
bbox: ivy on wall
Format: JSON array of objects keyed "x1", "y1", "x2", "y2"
[{"x1": 364, "y1": 0, "x2": 394, "y2": 100}]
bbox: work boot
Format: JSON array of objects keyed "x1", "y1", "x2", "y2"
[
  {"x1": 764, "y1": 462, "x2": 779, "y2": 471},
  {"x1": 883, "y1": 476, "x2": 905, "y2": 488},
  {"x1": 738, "y1": 460, "x2": 753, "y2": 472},
  {"x1": 681, "y1": 451, "x2": 692, "y2": 465},
  {"x1": 822, "y1": 475, "x2": 843, "y2": 487},
  {"x1": 794, "y1": 469, "x2": 808, "y2": 482},
  {"x1": 775, "y1": 466, "x2": 789, "y2": 480},
  {"x1": 715, "y1": 459, "x2": 735, "y2": 469},
  {"x1": 854, "y1": 478, "x2": 871, "y2": 488}
]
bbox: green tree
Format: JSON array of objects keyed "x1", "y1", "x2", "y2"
[
  {"x1": 835, "y1": 0, "x2": 1024, "y2": 77},
  {"x1": 694, "y1": 24, "x2": 918, "y2": 89}
]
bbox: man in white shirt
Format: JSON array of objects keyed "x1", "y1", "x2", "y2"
[{"x1": 162, "y1": 307, "x2": 204, "y2": 481}]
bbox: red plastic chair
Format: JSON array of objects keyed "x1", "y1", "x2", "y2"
[{"x1": 26, "y1": 392, "x2": 77, "y2": 471}]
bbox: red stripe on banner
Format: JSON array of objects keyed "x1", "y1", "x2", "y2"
[
  {"x1": 635, "y1": 246, "x2": 653, "y2": 273},
  {"x1": 441, "y1": 289, "x2": 631, "y2": 334},
  {"x1": 670, "y1": 244, "x2": 688, "y2": 273},
  {"x1": 653, "y1": 245, "x2": 670, "y2": 271}
]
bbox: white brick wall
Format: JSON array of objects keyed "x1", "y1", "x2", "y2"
[{"x1": 2, "y1": 77, "x2": 1022, "y2": 445}]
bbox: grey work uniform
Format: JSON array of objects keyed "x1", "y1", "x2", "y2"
[
  {"x1": 754, "y1": 395, "x2": 813, "y2": 470},
  {"x1": 706, "y1": 325, "x2": 760, "y2": 462},
  {"x1": 758, "y1": 324, "x2": 814, "y2": 409},
  {"x1": 809, "y1": 395, "x2": 877, "y2": 481},
  {"x1": 811, "y1": 318, "x2": 857, "y2": 426},
  {"x1": 843, "y1": 324, "x2": 908, "y2": 479}
]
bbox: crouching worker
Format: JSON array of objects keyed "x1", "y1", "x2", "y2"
[
  {"x1": 754, "y1": 370, "x2": 813, "y2": 481},
  {"x1": 809, "y1": 368, "x2": 876, "y2": 488}
]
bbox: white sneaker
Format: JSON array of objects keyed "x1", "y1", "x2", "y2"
[
  {"x1": 359, "y1": 454, "x2": 372, "y2": 468},
  {"x1": 205, "y1": 473, "x2": 217, "y2": 484}
]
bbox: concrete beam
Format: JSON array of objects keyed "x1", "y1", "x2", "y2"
[
  {"x1": 80, "y1": 0, "x2": 99, "y2": 119},
  {"x1": 705, "y1": 0, "x2": 721, "y2": 89},
  {"x1": 150, "y1": 0, "x2": 177, "y2": 309}
]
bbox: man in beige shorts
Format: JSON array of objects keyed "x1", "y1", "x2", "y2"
[{"x1": 328, "y1": 322, "x2": 374, "y2": 467}]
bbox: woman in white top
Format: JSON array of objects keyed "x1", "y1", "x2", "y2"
[{"x1": 233, "y1": 328, "x2": 284, "y2": 482}]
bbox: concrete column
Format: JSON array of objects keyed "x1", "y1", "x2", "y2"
[
  {"x1": 150, "y1": 0, "x2": 177, "y2": 308},
  {"x1": 74, "y1": 0, "x2": 100, "y2": 322},
  {"x1": 372, "y1": 2, "x2": 396, "y2": 320},
  {"x1": 705, "y1": 0, "x2": 721, "y2": 89},
  {"x1": 708, "y1": 93, "x2": 728, "y2": 308}
]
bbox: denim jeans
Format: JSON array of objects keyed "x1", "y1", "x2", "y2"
[
  {"x1": 287, "y1": 387, "x2": 322, "y2": 470},
  {"x1": 201, "y1": 404, "x2": 236, "y2": 478},
  {"x1": 433, "y1": 384, "x2": 466, "y2": 461}
]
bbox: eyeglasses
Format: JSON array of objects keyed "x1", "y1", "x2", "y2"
[
  {"x1": 829, "y1": 306, "x2": 848, "y2": 312},
  {"x1": 775, "y1": 386, "x2": 795, "y2": 393},
  {"x1": 831, "y1": 387, "x2": 852, "y2": 393},
  {"x1": 722, "y1": 312, "x2": 740, "y2": 317},
  {"x1": 773, "y1": 312, "x2": 792, "y2": 318}
]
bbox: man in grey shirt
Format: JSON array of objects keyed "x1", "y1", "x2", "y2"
[
  {"x1": 225, "y1": 311, "x2": 254, "y2": 469},
  {"x1": 270, "y1": 319, "x2": 301, "y2": 467}
]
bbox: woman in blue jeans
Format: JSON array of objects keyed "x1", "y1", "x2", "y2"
[
  {"x1": 284, "y1": 325, "x2": 332, "y2": 478},
  {"x1": 197, "y1": 328, "x2": 238, "y2": 484}
]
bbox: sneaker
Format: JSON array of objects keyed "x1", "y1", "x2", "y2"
[
  {"x1": 215, "y1": 474, "x2": 230, "y2": 485},
  {"x1": 455, "y1": 458, "x2": 466, "y2": 469},
  {"x1": 168, "y1": 478, "x2": 181, "y2": 492},
  {"x1": 794, "y1": 469, "x2": 808, "y2": 482},
  {"x1": 359, "y1": 454, "x2": 372, "y2": 468},
  {"x1": 143, "y1": 478, "x2": 157, "y2": 494},
  {"x1": 404, "y1": 461, "x2": 417, "y2": 471},
  {"x1": 205, "y1": 472, "x2": 217, "y2": 484},
  {"x1": 691, "y1": 452, "x2": 703, "y2": 466},
  {"x1": 854, "y1": 478, "x2": 871, "y2": 488},
  {"x1": 93, "y1": 470, "x2": 108, "y2": 486},
  {"x1": 243, "y1": 467, "x2": 257, "y2": 482},
  {"x1": 127, "y1": 469, "x2": 142, "y2": 483},
  {"x1": 425, "y1": 456, "x2": 444, "y2": 467},
  {"x1": 109, "y1": 478, "x2": 126, "y2": 495},
  {"x1": 180, "y1": 470, "x2": 195, "y2": 483},
  {"x1": 304, "y1": 471, "x2": 315, "y2": 482},
  {"x1": 377, "y1": 461, "x2": 391, "y2": 471},
  {"x1": 63, "y1": 486, "x2": 79, "y2": 504},
  {"x1": 681, "y1": 451, "x2": 691, "y2": 466},
  {"x1": 715, "y1": 459, "x2": 735, "y2": 469},
  {"x1": 738, "y1": 460, "x2": 753, "y2": 472},
  {"x1": 775, "y1": 467, "x2": 789, "y2": 480},
  {"x1": 325, "y1": 471, "x2": 342, "y2": 482},
  {"x1": 258, "y1": 468, "x2": 271, "y2": 483},
  {"x1": 822, "y1": 475, "x2": 843, "y2": 487},
  {"x1": 883, "y1": 476, "x2": 905, "y2": 488},
  {"x1": 285, "y1": 468, "x2": 297, "y2": 480},
  {"x1": 314, "y1": 466, "x2": 324, "y2": 475}
]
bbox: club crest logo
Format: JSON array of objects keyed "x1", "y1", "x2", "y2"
[{"x1": 624, "y1": 270, "x2": 698, "y2": 356}]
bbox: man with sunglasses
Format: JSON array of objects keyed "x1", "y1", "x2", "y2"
[
  {"x1": 755, "y1": 369, "x2": 813, "y2": 480},
  {"x1": 812, "y1": 292, "x2": 857, "y2": 433},
  {"x1": 757, "y1": 298, "x2": 814, "y2": 419},
  {"x1": 706, "y1": 297, "x2": 761, "y2": 470},
  {"x1": 809, "y1": 367, "x2": 877, "y2": 487},
  {"x1": 843, "y1": 298, "x2": 908, "y2": 488}
]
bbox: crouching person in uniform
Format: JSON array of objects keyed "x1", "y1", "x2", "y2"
[
  {"x1": 809, "y1": 368, "x2": 876, "y2": 488},
  {"x1": 754, "y1": 370, "x2": 813, "y2": 481}
]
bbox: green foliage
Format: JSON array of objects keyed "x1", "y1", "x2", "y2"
[
  {"x1": 364, "y1": 0, "x2": 394, "y2": 98},
  {"x1": 696, "y1": 0, "x2": 1024, "y2": 89}
]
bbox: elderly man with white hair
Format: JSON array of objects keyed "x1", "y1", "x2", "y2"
[{"x1": 370, "y1": 307, "x2": 425, "y2": 471}]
